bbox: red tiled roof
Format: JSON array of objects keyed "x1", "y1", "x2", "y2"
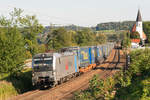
[
  {"x1": 131, "y1": 39, "x2": 140, "y2": 43},
  {"x1": 142, "y1": 31, "x2": 147, "y2": 40},
  {"x1": 132, "y1": 24, "x2": 136, "y2": 32}
]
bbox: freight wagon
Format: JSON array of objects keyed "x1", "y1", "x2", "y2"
[{"x1": 96, "y1": 45, "x2": 104, "y2": 64}]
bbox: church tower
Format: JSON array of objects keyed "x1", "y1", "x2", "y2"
[
  {"x1": 131, "y1": 9, "x2": 146, "y2": 46},
  {"x1": 135, "y1": 9, "x2": 146, "y2": 45},
  {"x1": 136, "y1": 9, "x2": 143, "y2": 39}
]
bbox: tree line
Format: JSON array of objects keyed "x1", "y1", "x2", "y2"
[
  {"x1": 44, "y1": 21, "x2": 135, "y2": 31},
  {"x1": 45, "y1": 28, "x2": 107, "y2": 50},
  {"x1": 95, "y1": 21, "x2": 135, "y2": 31}
]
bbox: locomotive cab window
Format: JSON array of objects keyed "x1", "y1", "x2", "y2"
[
  {"x1": 34, "y1": 57, "x2": 53, "y2": 67},
  {"x1": 34, "y1": 60, "x2": 52, "y2": 65}
]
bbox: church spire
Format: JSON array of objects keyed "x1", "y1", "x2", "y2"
[{"x1": 136, "y1": 9, "x2": 142, "y2": 22}]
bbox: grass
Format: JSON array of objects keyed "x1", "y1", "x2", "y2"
[
  {"x1": 0, "y1": 68, "x2": 33, "y2": 100},
  {"x1": 0, "y1": 73, "x2": 9, "y2": 80},
  {"x1": 0, "y1": 81, "x2": 17, "y2": 100}
]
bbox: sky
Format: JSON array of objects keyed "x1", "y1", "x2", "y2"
[{"x1": 0, "y1": 0, "x2": 149, "y2": 27}]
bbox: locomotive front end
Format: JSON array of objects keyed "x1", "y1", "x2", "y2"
[{"x1": 32, "y1": 53, "x2": 55, "y2": 87}]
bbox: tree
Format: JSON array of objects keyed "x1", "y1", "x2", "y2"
[
  {"x1": 19, "y1": 15, "x2": 44, "y2": 55},
  {"x1": 0, "y1": 8, "x2": 44, "y2": 74},
  {"x1": 106, "y1": 33, "x2": 119, "y2": 42},
  {"x1": 121, "y1": 32, "x2": 131, "y2": 48},
  {"x1": 67, "y1": 30, "x2": 77, "y2": 46},
  {"x1": 5, "y1": 8, "x2": 44, "y2": 56},
  {"x1": 47, "y1": 28, "x2": 73, "y2": 50},
  {"x1": 95, "y1": 33, "x2": 107, "y2": 44},
  {"x1": 143, "y1": 22, "x2": 150, "y2": 43},
  {"x1": 130, "y1": 31, "x2": 140, "y2": 39},
  {"x1": 0, "y1": 9, "x2": 26, "y2": 74},
  {"x1": 75, "y1": 28, "x2": 95, "y2": 46}
]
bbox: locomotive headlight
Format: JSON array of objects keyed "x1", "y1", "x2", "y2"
[
  {"x1": 32, "y1": 73, "x2": 35, "y2": 77},
  {"x1": 42, "y1": 54, "x2": 45, "y2": 57}
]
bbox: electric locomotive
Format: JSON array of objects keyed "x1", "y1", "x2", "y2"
[{"x1": 32, "y1": 52, "x2": 79, "y2": 87}]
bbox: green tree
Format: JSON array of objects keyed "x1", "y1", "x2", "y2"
[
  {"x1": 106, "y1": 33, "x2": 119, "y2": 42},
  {"x1": 95, "y1": 33, "x2": 107, "y2": 44},
  {"x1": 19, "y1": 15, "x2": 43, "y2": 56},
  {"x1": 75, "y1": 28, "x2": 95, "y2": 46},
  {"x1": 130, "y1": 31, "x2": 140, "y2": 39},
  {"x1": 6, "y1": 8, "x2": 44, "y2": 56},
  {"x1": 67, "y1": 30, "x2": 77, "y2": 46},
  {"x1": 121, "y1": 32, "x2": 131, "y2": 48},
  {"x1": 47, "y1": 28, "x2": 73, "y2": 50},
  {"x1": 0, "y1": 8, "x2": 44, "y2": 74},
  {"x1": 0, "y1": 10, "x2": 26, "y2": 74},
  {"x1": 143, "y1": 22, "x2": 150, "y2": 43}
]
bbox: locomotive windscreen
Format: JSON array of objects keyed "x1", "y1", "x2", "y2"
[
  {"x1": 34, "y1": 58, "x2": 53, "y2": 65},
  {"x1": 33, "y1": 56, "x2": 53, "y2": 71}
]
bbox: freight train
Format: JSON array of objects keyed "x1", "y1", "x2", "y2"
[{"x1": 32, "y1": 43, "x2": 114, "y2": 87}]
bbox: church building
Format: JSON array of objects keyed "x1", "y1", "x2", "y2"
[{"x1": 131, "y1": 9, "x2": 146, "y2": 45}]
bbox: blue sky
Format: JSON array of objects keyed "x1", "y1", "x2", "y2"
[{"x1": 0, "y1": 0, "x2": 149, "y2": 26}]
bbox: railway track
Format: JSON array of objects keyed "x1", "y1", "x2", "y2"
[
  {"x1": 11, "y1": 47, "x2": 125, "y2": 100},
  {"x1": 61, "y1": 49, "x2": 121, "y2": 100},
  {"x1": 61, "y1": 48, "x2": 123, "y2": 100}
]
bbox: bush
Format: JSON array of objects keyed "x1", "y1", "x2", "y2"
[
  {"x1": 74, "y1": 75, "x2": 116, "y2": 100},
  {"x1": 129, "y1": 48, "x2": 150, "y2": 75},
  {"x1": 115, "y1": 49, "x2": 150, "y2": 100}
]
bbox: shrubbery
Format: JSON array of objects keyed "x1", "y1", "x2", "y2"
[
  {"x1": 115, "y1": 49, "x2": 150, "y2": 100},
  {"x1": 74, "y1": 75, "x2": 116, "y2": 100}
]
